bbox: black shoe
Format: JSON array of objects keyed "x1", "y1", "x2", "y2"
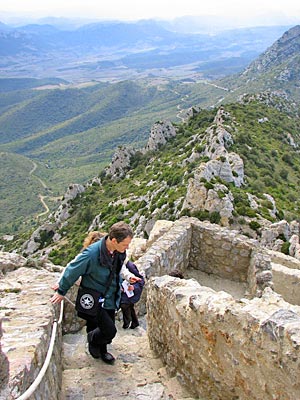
[
  {"x1": 123, "y1": 323, "x2": 130, "y2": 329},
  {"x1": 101, "y1": 352, "x2": 115, "y2": 364},
  {"x1": 130, "y1": 323, "x2": 139, "y2": 329}
]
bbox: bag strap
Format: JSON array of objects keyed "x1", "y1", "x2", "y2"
[{"x1": 102, "y1": 254, "x2": 119, "y2": 298}]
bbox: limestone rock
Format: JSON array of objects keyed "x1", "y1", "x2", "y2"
[
  {"x1": 0, "y1": 251, "x2": 27, "y2": 275},
  {"x1": 105, "y1": 145, "x2": 136, "y2": 179},
  {"x1": 22, "y1": 223, "x2": 57, "y2": 256},
  {"x1": 289, "y1": 235, "x2": 300, "y2": 260},
  {"x1": 261, "y1": 220, "x2": 291, "y2": 249},
  {"x1": 53, "y1": 183, "x2": 85, "y2": 224},
  {"x1": 144, "y1": 120, "x2": 176, "y2": 152}
]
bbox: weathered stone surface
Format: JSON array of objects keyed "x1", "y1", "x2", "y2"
[
  {"x1": 147, "y1": 220, "x2": 174, "y2": 247},
  {"x1": 105, "y1": 145, "x2": 136, "y2": 179},
  {"x1": 61, "y1": 317, "x2": 196, "y2": 400},
  {"x1": 189, "y1": 220, "x2": 259, "y2": 285},
  {"x1": 144, "y1": 120, "x2": 177, "y2": 152},
  {"x1": 0, "y1": 252, "x2": 27, "y2": 275},
  {"x1": 0, "y1": 320, "x2": 9, "y2": 399},
  {"x1": 0, "y1": 263, "x2": 62, "y2": 399},
  {"x1": 147, "y1": 278, "x2": 300, "y2": 400},
  {"x1": 272, "y1": 262, "x2": 300, "y2": 306}
]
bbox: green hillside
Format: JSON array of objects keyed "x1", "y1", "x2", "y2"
[
  {"x1": 0, "y1": 152, "x2": 50, "y2": 233},
  {"x1": 218, "y1": 26, "x2": 300, "y2": 104},
  {"x1": 8, "y1": 96, "x2": 298, "y2": 264},
  {"x1": 0, "y1": 78, "x2": 225, "y2": 236}
]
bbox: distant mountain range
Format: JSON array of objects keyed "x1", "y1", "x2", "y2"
[{"x1": 0, "y1": 19, "x2": 293, "y2": 82}]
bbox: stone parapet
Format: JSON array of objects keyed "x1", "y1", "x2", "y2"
[
  {"x1": 147, "y1": 276, "x2": 300, "y2": 400},
  {"x1": 136, "y1": 217, "x2": 193, "y2": 279},
  {"x1": 136, "y1": 218, "x2": 271, "y2": 302},
  {"x1": 272, "y1": 263, "x2": 300, "y2": 306},
  {"x1": 0, "y1": 265, "x2": 63, "y2": 399}
]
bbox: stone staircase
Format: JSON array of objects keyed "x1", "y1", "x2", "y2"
[{"x1": 61, "y1": 315, "x2": 197, "y2": 400}]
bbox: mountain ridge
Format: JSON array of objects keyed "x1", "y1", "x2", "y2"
[{"x1": 4, "y1": 92, "x2": 299, "y2": 265}]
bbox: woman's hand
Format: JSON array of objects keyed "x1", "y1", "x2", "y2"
[{"x1": 129, "y1": 276, "x2": 141, "y2": 283}]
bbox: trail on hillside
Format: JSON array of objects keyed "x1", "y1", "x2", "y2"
[
  {"x1": 29, "y1": 159, "x2": 52, "y2": 218},
  {"x1": 37, "y1": 194, "x2": 50, "y2": 217}
]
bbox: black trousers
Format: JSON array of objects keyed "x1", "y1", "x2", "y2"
[
  {"x1": 86, "y1": 308, "x2": 116, "y2": 353},
  {"x1": 120, "y1": 303, "x2": 139, "y2": 328}
]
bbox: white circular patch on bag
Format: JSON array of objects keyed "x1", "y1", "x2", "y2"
[{"x1": 80, "y1": 293, "x2": 94, "y2": 309}]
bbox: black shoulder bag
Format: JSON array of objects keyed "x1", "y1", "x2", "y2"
[{"x1": 75, "y1": 264, "x2": 116, "y2": 319}]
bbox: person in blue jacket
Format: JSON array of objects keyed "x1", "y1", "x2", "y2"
[
  {"x1": 120, "y1": 260, "x2": 145, "y2": 329},
  {"x1": 50, "y1": 221, "x2": 136, "y2": 364}
]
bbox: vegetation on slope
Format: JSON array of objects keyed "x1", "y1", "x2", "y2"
[
  {"x1": 0, "y1": 78, "x2": 213, "y2": 235},
  {"x1": 13, "y1": 96, "x2": 298, "y2": 266}
]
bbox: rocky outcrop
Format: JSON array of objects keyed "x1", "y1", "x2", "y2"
[
  {"x1": 52, "y1": 183, "x2": 85, "y2": 225},
  {"x1": 200, "y1": 107, "x2": 245, "y2": 187},
  {"x1": 183, "y1": 108, "x2": 244, "y2": 226},
  {"x1": 0, "y1": 251, "x2": 27, "y2": 275},
  {"x1": 105, "y1": 145, "x2": 136, "y2": 179},
  {"x1": 144, "y1": 120, "x2": 176, "y2": 152},
  {"x1": 260, "y1": 219, "x2": 300, "y2": 260}
]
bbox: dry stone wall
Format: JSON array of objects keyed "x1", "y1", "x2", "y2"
[
  {"x1": 141, "y1": 218, "x2": 300, "y2": 400},
  {"x1": 136, "y1": 217, "x2": 273, "y2": 299},
  {"x1": 136, "y1": 218, "x2": 193, "y2": 279},
  {"x1": 189, "y1": 221, "x2": 257, "y2": 282},
  {"x1": 267, "y1": 250, "x2": 300, "y2": 306},
  {"x1": 147, "y1": 277, "x2": 300, "y2": 400}
]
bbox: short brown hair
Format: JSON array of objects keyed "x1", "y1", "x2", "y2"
[{"x1": 109, "y1": 221, "x2": 133, "y2": 243}]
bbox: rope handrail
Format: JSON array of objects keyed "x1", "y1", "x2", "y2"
[{"x1": 16, "y1": 300, "x2": 65, "y2": 400}]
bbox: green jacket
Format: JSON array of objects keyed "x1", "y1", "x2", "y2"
[{"x1": 58, "y1": 238, "x2": 126, "y2": 309}]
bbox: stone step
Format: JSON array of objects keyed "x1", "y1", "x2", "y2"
[{"x1": 61, "y1": 317, "x2": 198, "y2": 400}]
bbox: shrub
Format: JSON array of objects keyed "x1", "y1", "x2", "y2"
[
  {"x1": 204, "y1": 181, "x2": 214, "y2": 190},
  {"x1": 281, "y1": 242, "x2": 290, "y2": 255},
  {"x1": 209, "y1": 211, "x2": 221, "y2": 224},
  {"x1": 249, "y1": 220, "x2": 261, "y2": 231}
]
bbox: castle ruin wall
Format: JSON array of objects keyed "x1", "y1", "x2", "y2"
[{"x1": 147, "y1": 276, "x2": 300, "y2": 400}]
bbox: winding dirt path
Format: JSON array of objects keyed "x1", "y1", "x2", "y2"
[{"x1": 29, "y1": 159, "x2": 51, "y2": 218}]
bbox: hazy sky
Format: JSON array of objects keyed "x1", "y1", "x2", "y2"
[{"x1": 1, "y1": 0, "x2": 300, "y2": 24}]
